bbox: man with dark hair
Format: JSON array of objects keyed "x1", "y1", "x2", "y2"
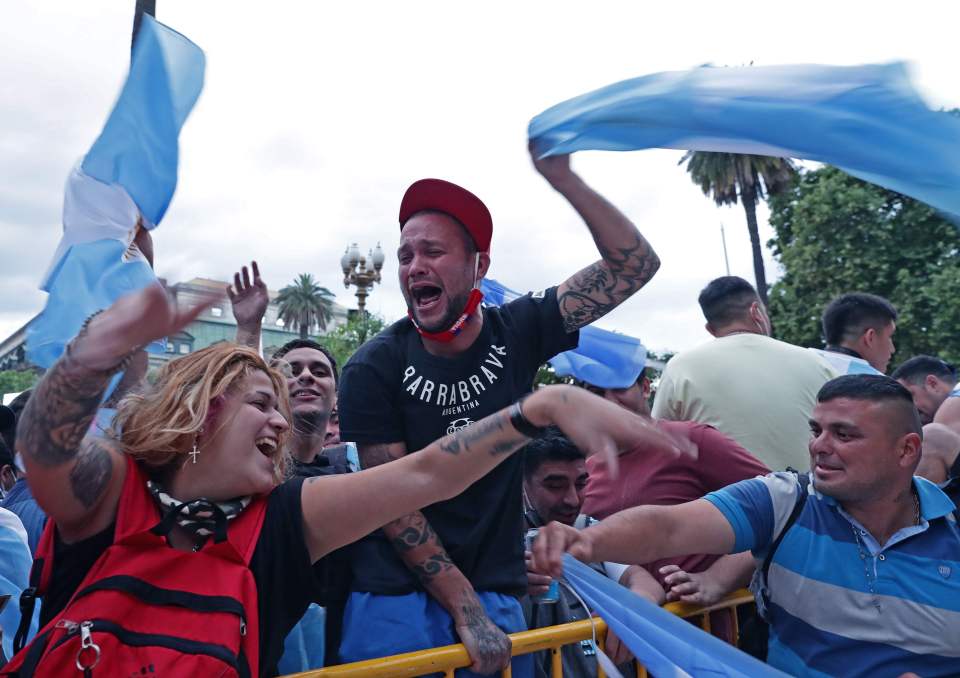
[
  {"x1": 814, "y1": 292, "x2": 898, "y2": 375},
  {"x1": 652, "y1": 276, "x2": 836, "y2": 471},
  {"x1": 521, "y1": 428, "x2": 662, "y2": 677},
  {"x1": 337, "y1": 148, "x2": 663, "y2": 676},
  {"x1": 892, "y1": 355, "x2": 960, "y2": 484},
  {"x1": 535, "y1": 374, "x2": 960, "y2": 678},
  {"x1": 892, "y1": 355, "x2": 959, "y2": 425}
]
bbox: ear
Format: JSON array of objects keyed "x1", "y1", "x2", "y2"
[
  {"x1": 899, "y1": 431, "x2": 923, "y2": 469},
  {"x1": 925, "y1": 374, "x2": 940, "y2": 392},
  {"x1": 476, "y1": 252, "x2": 491, "y2": 282},
  {"x1": 861, "y1": 327, "x2": 877, "y2": 348},
  {"x1": 640, "y1": 376, "x2": 652, "y2": 400}
]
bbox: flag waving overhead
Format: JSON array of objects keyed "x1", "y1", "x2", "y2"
[
  {"x1": 480, "y1": 279, "x2": 646, "y2": 388},
  {"x1": 528, "y1": 62, "x2": 960, "y2": 220},
  {"x1": 27, "y1": 16, "x2": 204, "y2": 368},
  {"x1": 562, "y1": 555, "x2": 788, "y2": 678}
]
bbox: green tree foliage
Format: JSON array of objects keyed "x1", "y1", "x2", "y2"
[
  {"x1": 276, "y1": 274, "x2": 336, "y2": 339},
  {"x1": 767, "y1": 166, "x2": 960, "y2": 365},
  {"x1": 322, "y1": 313, "x2": 387, "y2": 369},
  {"x1": 680, "y1": 152, "x2": 797, "y2": 304},
  {"x1": 0, "y1": 370, "x2": 38, "y2": 395}
]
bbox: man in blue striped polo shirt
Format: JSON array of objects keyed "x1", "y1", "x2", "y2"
[{"x1": 532, "y1": 374, "x2": 960, "y2": 677}]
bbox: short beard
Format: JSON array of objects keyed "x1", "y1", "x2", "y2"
[
  {"x1": 414, "y1": 288, "x2": 472, "y2": 334},
  {"x1": 293, "y1": 410, "x2": 329, "y2": 436}
]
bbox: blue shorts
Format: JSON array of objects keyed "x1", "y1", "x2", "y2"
[{"x1": 340, "y1": 590, "x2": 532, "y2": 678}]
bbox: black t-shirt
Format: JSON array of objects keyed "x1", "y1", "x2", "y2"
[
  {"x1": 338, "y1": 287, "x2": 578, "y2": 595},
  {"x1": 40, "y1": 477, "x2": 319, "y2": 677}
]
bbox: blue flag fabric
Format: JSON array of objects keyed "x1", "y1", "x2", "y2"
[
  {"x1": 528, "y1": 62, "x2": 960, "y2": 219},
  {"x1": 27, "y1": 17, "x2": 204, "y2": 369},
  {"x1": 480, "y1": 279, "x2": 645, "y2": 388},
  {"x1": 562, "y1": 555, "x2": 787, "y2": 678},
  {"x1": 83, "y1": 15, "x2": 205, "y2": 227}
]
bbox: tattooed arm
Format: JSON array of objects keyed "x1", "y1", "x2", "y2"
[
  {"x1": 531, "y1": 147, "x2": 661, "y2": 332},
  {"x1": 17, "y1": 284, "x2": 214, "y2": 542}
]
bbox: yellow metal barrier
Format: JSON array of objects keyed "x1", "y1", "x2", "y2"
[{"x1": 287, "y1": 589, "x2": 755, "y2": 678}]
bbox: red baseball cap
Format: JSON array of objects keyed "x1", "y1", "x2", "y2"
[{"x1": 399, "y1": 179, "x2": 492, "y2": 253}]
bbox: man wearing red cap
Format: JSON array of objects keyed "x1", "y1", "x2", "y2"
[{"x1": 337, "y1": 150, "x2": 661, "y2": 675}]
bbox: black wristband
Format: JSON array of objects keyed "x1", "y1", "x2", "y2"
[{"x1": 509, "y1": 395, "x2": 547, "y2": 439}]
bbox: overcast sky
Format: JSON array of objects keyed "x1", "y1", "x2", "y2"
[{"x1": 2, "y1": 1, "x2": 958, "y2": 354}]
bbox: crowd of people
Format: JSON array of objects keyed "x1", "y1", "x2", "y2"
[{"x1": 0, "y1": 146, "x2": 958, "y2": 678}]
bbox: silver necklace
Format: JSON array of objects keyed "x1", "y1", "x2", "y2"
[{"x1": 850, "y1": 492, "x2": 920, "y2": 614}]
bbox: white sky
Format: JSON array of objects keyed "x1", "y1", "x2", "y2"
[{"x1": 1, "y1": 1, "x2": 958, "y2": 353}]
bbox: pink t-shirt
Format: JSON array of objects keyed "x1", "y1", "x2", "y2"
[{"x1": 582, "y1": 420, "x2": 769, "y2": 639}]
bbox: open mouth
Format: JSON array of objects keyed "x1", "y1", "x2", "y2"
[
  {"x1": 411, "y1": 284, "x2": 443, "y2": 311},
  {"x1": 291, "y1": 388, "x2": 321, "y2": 400},
  {"x1": 814, "y1": 459, "x2": 843, "y2": 474},
  {"x1": 255, "y1": 437, "x2": 277, "y2": 457}
]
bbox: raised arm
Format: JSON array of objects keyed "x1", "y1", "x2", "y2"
[
  {"x1": 229, "y1": 261, "x2": 269, "y2": 351},
  {"x1": 17, "y1": 285, "x2": 214, "y2": 541},
  {"x1": 531, "y1": 146, "x2": 661, "y2": 332},
  {"x1": 531, "y1": 499, "x2": 735, "y2": 580}
]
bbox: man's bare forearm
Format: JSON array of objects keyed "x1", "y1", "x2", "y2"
[
  {"x1": 553, "y1": 174, "x2": 660, "y2": 331},
  {"x1": 360, "y1": 442, "x2": 481, "y2": 622}
]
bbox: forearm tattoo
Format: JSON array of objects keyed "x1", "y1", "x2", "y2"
[
  {"x1": 559, "y1": 231, "x2": 660, "y2": 332},
  {"x1": 439, "y1": 412, "x2": 524, "y2": 457},
  {"x1": 19, "y1": 355, "x2": 114, "y2": 468},
  {"x1": 458, "y1": 601, "x2": 510, "y2": 664}
]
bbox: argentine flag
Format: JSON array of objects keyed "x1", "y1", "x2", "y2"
[
  {"x1": 480, "y1": 279, "x2": 646, "y2": 388},
  {"x1": 27, "y1": 16, "x2": 205, "y2": 368},
  {"x1": 563, "y1": 555, "x2": 787, "y2": 678},
  {"x1": 529, "y1": 62, "x2": 960, "y2": 221}
]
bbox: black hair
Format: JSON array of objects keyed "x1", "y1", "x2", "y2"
[
  {"x1": 272, "y1": 340, "x2": 339, "y2": 385},
  {"x1": 891, "y1": 355, "x2": 958, "y2": 385},
  {"x1": 817, "y1": 374, "x2": 922, "y2": 437},
  {"x1": 1, "y1": 389, "x2": 30, "y2": 453},
  {"x1": 821, "y1": 293, "x2": 897, "y2": 346},
  {"x1": 0, "y1": 435, "x2": 14, "y2": 469},
  {"x1": 522, "y1": 426, "x2": 585, "y2": 479},
  {"x1": 697, "y1": 276, "x2": 760, "y2": 327}
]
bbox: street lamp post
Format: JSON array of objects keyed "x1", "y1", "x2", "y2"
[{"x1": 341, "y1": 243, "x2": 385, "y2": 315}]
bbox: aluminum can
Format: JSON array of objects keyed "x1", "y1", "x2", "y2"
[{"x1": 524, "y1": 528, "x2": 559, "y2": 603}]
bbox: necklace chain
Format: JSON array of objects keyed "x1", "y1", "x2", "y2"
[{"x1": 849, "y1": 491, "x2": 920, "y2": 614}]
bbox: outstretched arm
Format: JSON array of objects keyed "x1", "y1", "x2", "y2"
[
  {"x1": 531, "y1": 146, "x2": 661, "y2": 332},
  {"x1": 230, "y1": 261, "x2": 269, "y2": 351},
  {"x1": 17, "y1": 285, "x2": 214, "y2": 542},
  {"x1": 531, "y1": 499, "x2": 735, "y2": 580},
  {"x1": 660, "y1": 551, "x2": 756, "y2": 606}
]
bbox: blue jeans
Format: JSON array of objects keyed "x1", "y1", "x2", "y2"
[{"x1": 340, "y1": 591, "x2": 532, "y2": 678}]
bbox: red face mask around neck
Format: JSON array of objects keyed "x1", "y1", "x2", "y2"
[{"x1": 408, "y1": 288, "x2": 484, "y2": 343}]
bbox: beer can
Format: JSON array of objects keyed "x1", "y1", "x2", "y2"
[{"x1": 524, "y1": 528, "x2": 559, "y2": 603}]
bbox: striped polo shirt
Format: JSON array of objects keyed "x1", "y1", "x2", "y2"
[{"x1": 705, "y1": 472, "x2": 960, "y2": 677}]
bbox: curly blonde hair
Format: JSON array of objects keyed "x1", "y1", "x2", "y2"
[{"x1": 113, "y1": 343, "x2": 292, "y2": 482}]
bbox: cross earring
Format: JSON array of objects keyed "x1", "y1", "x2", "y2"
[{"x1": 189, "y1": 429, "x2": 203, "y2": 465}]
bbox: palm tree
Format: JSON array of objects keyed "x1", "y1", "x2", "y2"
[
  {"x1": 276, "y1": 274, "x2": 335, "y2": 339},
  {"x1": 680, "y1": 152, "x2": 797, "y2": 305}
]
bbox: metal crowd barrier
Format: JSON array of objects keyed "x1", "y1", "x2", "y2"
[{"x1": 286, "y1": 588, "x2": 755, "y2": 678}]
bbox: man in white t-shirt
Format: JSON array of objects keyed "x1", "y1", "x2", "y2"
[{"x1": 652, "y1": 276, "x2": 837, "y2": 471}]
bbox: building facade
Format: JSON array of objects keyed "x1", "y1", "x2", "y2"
[{"x1": 0, "y1": 276, "x2": 350, "y2": 373}]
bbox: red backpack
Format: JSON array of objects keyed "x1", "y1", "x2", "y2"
[{"x1": 2, "y1": 456, "x2": 266, "y2": 677}]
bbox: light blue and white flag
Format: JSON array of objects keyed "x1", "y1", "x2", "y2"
[
  {"x1": 27, "y1": 16, "x2": 204, "y2": 368},
  {"x1": 480, "y1": 279, "x2": 646, "y2": 388},
  {"x1": 809, "y1": 348, "x2": 882, "y2": 376},
  {"x1": 562, "y1": 555, "x2": 787, "y2": 678},
  {"x1": 529, "y1": 62, "x2": 960, "y2": 220}
]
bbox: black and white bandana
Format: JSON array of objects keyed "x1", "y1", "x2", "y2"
[{"x1": 147, "y1": 480, "x2": 251, "y2": 544}]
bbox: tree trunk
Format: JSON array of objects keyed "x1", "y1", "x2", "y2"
[
  {"x1": 740, "y1": 185, "x2": 769, "y2": 306},
  {"x1": 299, "y1": 322, "x2": 308, "y2": 340}
]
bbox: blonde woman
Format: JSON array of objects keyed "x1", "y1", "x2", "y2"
[{"x1": 7, "y1": 283, "x2": 684, "y2": 677}]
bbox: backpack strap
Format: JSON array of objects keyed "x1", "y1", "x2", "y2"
[
  {"x1": 13, "y1": 517, "x2": 57, "y2": 654},
  {"x1": 757, "y1": 472, "x2": 810, "y2": 613}
]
